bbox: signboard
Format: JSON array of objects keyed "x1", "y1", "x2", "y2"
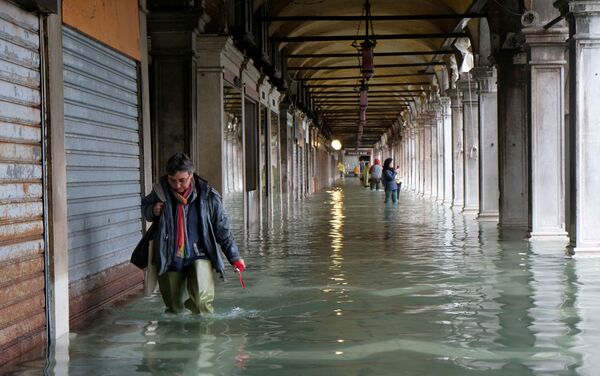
[{"x1": 346, "y1": 150, "x2": 371, "y2": 156}]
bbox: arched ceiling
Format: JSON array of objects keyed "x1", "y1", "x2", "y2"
[{"x1": 259, "y1": 0, "x2": 485, "y2": 149}]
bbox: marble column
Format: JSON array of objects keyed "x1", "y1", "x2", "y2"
[
  {"x1": 497, "y1": 51, "x2": 530, "y2": 228},
  {"x1": 448, "y1": 88, "x2": 464, "y2": 208},
  {"x1": 441, "y1": 97, "x2": 453, "y2": 205},
  {"x1": 435, "y1": 106, "x2": 444, "y2": 201},
  {"x1": 197, "y1": 36, "x2": 245, "y2": 194},
  {"x1": 459, "y1": 74, "x2": 480, "y2": 214},
  {"x1": 473, "y1": 66, "x2": 500, "y2": 220},
  {"x1": 525, "y1": 25, "x2": 569, "y2": 240},
  {"x1": 421, "y1": 115, "x2": 432, "y2": 197},
  {"x1": 418, "y1": 126, "x2": 425, "y2": 194},
  {"x1": 411, "y1": 128, "x2": 418, "y2": 191},
  {"x1": 437, "y1": 107, "x2": 445, "y2": 202},
  {"x1": 557, "y1": 0, "x2": 600, "y2": 253},
  {"x1": 430, "y1": 114, "x2": 438, "y2": 199}
]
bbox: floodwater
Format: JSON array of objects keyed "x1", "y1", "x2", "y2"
[{"x1": 7, "y1": 178, "x2": 600, "y2": 375}]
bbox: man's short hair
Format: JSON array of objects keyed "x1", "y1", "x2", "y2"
[{"x1": 166, "y1": 152, "x2": 195, "y2": 175}]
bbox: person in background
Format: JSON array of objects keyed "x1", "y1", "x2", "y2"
[
  {"x1": 362, "y1": 162, "x2": 370, "y2": 187},
  {"x1": 141, "y1": 152, "x2": 245, "y2": 314},
  {"x1": 382, "y1": 157, "x2": 399, "y2": 203},
  {"x1": 394, "y1": 165, "x2": 403, "y2": 201},
  {"x1": 369, "y1": 158, "x2": 383, "y2": 191},
  {"x1": 337, "y1": 162, "x2": 345, "y2": 178}
]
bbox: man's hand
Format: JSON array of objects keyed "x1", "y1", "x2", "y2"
[
  {"x1": 232, "y1": 259, "x2": 246, "y2": 272},
  {"x1": 153, "y1": 202, "x2": 164, "y2": 217}
]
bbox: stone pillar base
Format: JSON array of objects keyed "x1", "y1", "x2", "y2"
[
  {"x1": 477, "y1": 212, "x2": 500, "y2": 221},
  {"x1": 462, "y1": 207, "x2": 479, "y2": 215},
  {"x1": 570, "y1": 247, "x2": 600, "y2": 258},
  {"x1": 452, "y1": 201, "x2": 464, "y2": 210},
  {"x1": 528, "y1": 232, "x2": 569, "y2": 241}
]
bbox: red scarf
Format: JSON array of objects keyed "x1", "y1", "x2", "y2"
[{"x1": 174, "y1": 184, "x2": 192, "y2": 259}]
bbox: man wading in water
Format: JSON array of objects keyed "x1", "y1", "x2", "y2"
[{"x1": 141, "y1": 152, "x2": 245, "y2": 314}]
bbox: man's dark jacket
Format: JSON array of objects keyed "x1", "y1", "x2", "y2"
[{"x1": 134, "y1": 174, "x2": 241, "y2": 280}]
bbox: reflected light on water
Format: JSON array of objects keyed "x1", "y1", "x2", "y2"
[{"x1": 328, "y1": 188, "x2": 345, "y2": 278}]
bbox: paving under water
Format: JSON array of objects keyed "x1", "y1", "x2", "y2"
[{"x1": 6, "y1": 178, "x2": 600, "y2": 375}]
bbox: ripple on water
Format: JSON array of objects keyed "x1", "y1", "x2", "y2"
[{"x1": 5, "y1": 180, "x2": 600, "y2": 376}]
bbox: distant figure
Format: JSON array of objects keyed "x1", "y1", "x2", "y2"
[
  {"x1": 382, "y1": 157, "x2": 399, "y2": 203},
  {"x1": 362, "y1": 162, "x2": 370, "y2": 187},
  {"x1": 369, "y1": 158, "x2": 383, "y2": 191},
  {"x1": 394, "y1": 165, "x2": 403, "y2": 201},
  {"x1": 337, "y1": 162, "x2": 345, "y2": 178},
  {"x1": 353, "y1": 165, "x2": 360, "y2": 176}
]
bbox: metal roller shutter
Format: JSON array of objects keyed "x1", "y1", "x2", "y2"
[
  {"x1": 62, "y1": 26, "x2": 142, "y2": 285},
  {"x1": 0, "y1": 0, "x2": 46, "y2": 361}
]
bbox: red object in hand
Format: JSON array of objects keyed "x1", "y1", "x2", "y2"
[{"x1": 232, "y1": 260, "x2": 246, "y2": 272}]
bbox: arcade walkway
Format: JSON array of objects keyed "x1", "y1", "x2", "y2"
[{"x1": 7, "y1": 180, "x2": 600, "y2": 376}]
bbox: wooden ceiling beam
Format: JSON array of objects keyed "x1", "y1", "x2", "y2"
[
  {"x1": 289, "y1": 50, "x2": 455, "y2": 58},
  {"x1": 274, "y1": 32, "x2": 467, "y2": 43},
  {"x1": 289, "y1": 62, "x2": 446, "y2": 70},
  {"x1": 261, "y1": 14, "x2": 484, "y2": 22},
  {"x1": 308, "y1": 82, "x2": 429, "y2": 88}
]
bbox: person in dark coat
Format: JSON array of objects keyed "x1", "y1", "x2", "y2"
[
  {"x1": 382, "y1": 157, "x2": 399, "y2": 203},
  {"x1": 141, "y1": 152, "x2": 245, "y2": 314}
]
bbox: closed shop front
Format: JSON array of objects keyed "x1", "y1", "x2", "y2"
[
  {"x1": 62, "y1": 26, "x2": 143, "y2": 316},
  {"x1": 0, "y1": 0, "x2": 47, "y2": 362}
]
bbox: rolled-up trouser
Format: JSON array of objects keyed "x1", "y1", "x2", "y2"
[{"x1": 158, "y1": 259, "x2": 215, "y2": 314}]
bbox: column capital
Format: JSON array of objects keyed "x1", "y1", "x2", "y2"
[
  {"x1": 457, "y1": 75, "x2": 478, "y2": 104},
  {"x1": 446, "y1": 88, "x2": 462, "y2": 110},
  {"x1": 555, "y1": 0, "x2": 600, "y2": 17},
  {"x1": 148, "y1": 9, "x2": 208, "y2": 56},
  {"x1": 524, "y1": 26, "x2": 568, "y2": 65},
  {"x1": 439, "y1": 96, "x2": 451, "y2": 108},
  {"x1": 471, "y1": 66, "x2": 497, "y2": 94}
]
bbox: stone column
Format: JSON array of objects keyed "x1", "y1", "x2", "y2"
[
  {"x1": 459, "y1": 74, "x2": 480, "y2": 214},
  {"x1": 497, "y1": 51, "x2": 530, "y2": 228},
  {"x1": 448, "y1": 88, "x2": 464, "y2": 208},
  {"x1": 418, "y1": 126, "x2": 425, "y2": 194},
  {"x1": 409, "y1": 129, "x2": 417, "y2": 191},
  {"x1": 279, "y1": 102, "x2": 292, "y2": 208},
  {"x1": 525, "y1": 25, "x2": 569, "y2": 240},
  {"x1": 473, "y1": 66, "x2": 500, "y2": 220},
  {"x1": 423, "y1": 117, "x2": 433, "y2": 197},
  {"x1": 430, "y1": 114, "x2": 438, "y2": 199},
  {"x1": 558, "y1": 0, "x2": 600, "y2": 253},
  {"x1": 441, "y1": 97, "x2": 453, "y2": 205},
  {"x1": 148, "y1": 10, "x2": 206, "y2": 178},
  {"x1": 436, "y1": 106, "x2": 445, "y2": 202}
]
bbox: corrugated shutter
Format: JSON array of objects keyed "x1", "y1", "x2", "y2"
[
  {"x1": 0, "y1": 0, "x2": 46, "y2": 360},
  {"x1": 62, "y1": 27, "x2": 142, "y2": 285}
]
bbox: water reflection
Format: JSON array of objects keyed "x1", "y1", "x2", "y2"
[{"x1": 7, "y1": 179, "x2": 600, "y2": 375}]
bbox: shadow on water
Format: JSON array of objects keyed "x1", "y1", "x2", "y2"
[{"x1": 5, "y1": 178, "x2": 600, "y2": 375}]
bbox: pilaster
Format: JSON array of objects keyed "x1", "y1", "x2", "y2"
[
  {"x1": 497, "y1": 51, "x2": 530, "y2": 228},
  {"x1": 196, "y1": 36, "x2": 246, "y2": 195},
  {"x1": 472, "y1": 66, "x2": 500, "y2": 221},
  {"x1": 560, "y1": 0, "x2": 600, "y2": 254},
  {"x1": 448, "y1": 88, "x2": 464, "y2": 208},
  {"x1": 440, "y1": 97, "x2": 453, "y2": 206},
  {"x1": 458, "y1": 74, "x2": 480, "y2": 214},
  {"x1": 148, "y1": 9, "x2": 204, "y2": 177},
  {"x1": 525, "y1": 25, "x2": 570, "y2": 241}
]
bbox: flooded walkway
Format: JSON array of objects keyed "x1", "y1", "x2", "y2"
[{"x1": 8, "y1": 178, "x2": 600, "y2": 375}]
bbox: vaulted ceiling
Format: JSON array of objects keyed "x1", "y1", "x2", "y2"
[{"x1": 260, "y1": 0, "x2": 485, "y2": 149}]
